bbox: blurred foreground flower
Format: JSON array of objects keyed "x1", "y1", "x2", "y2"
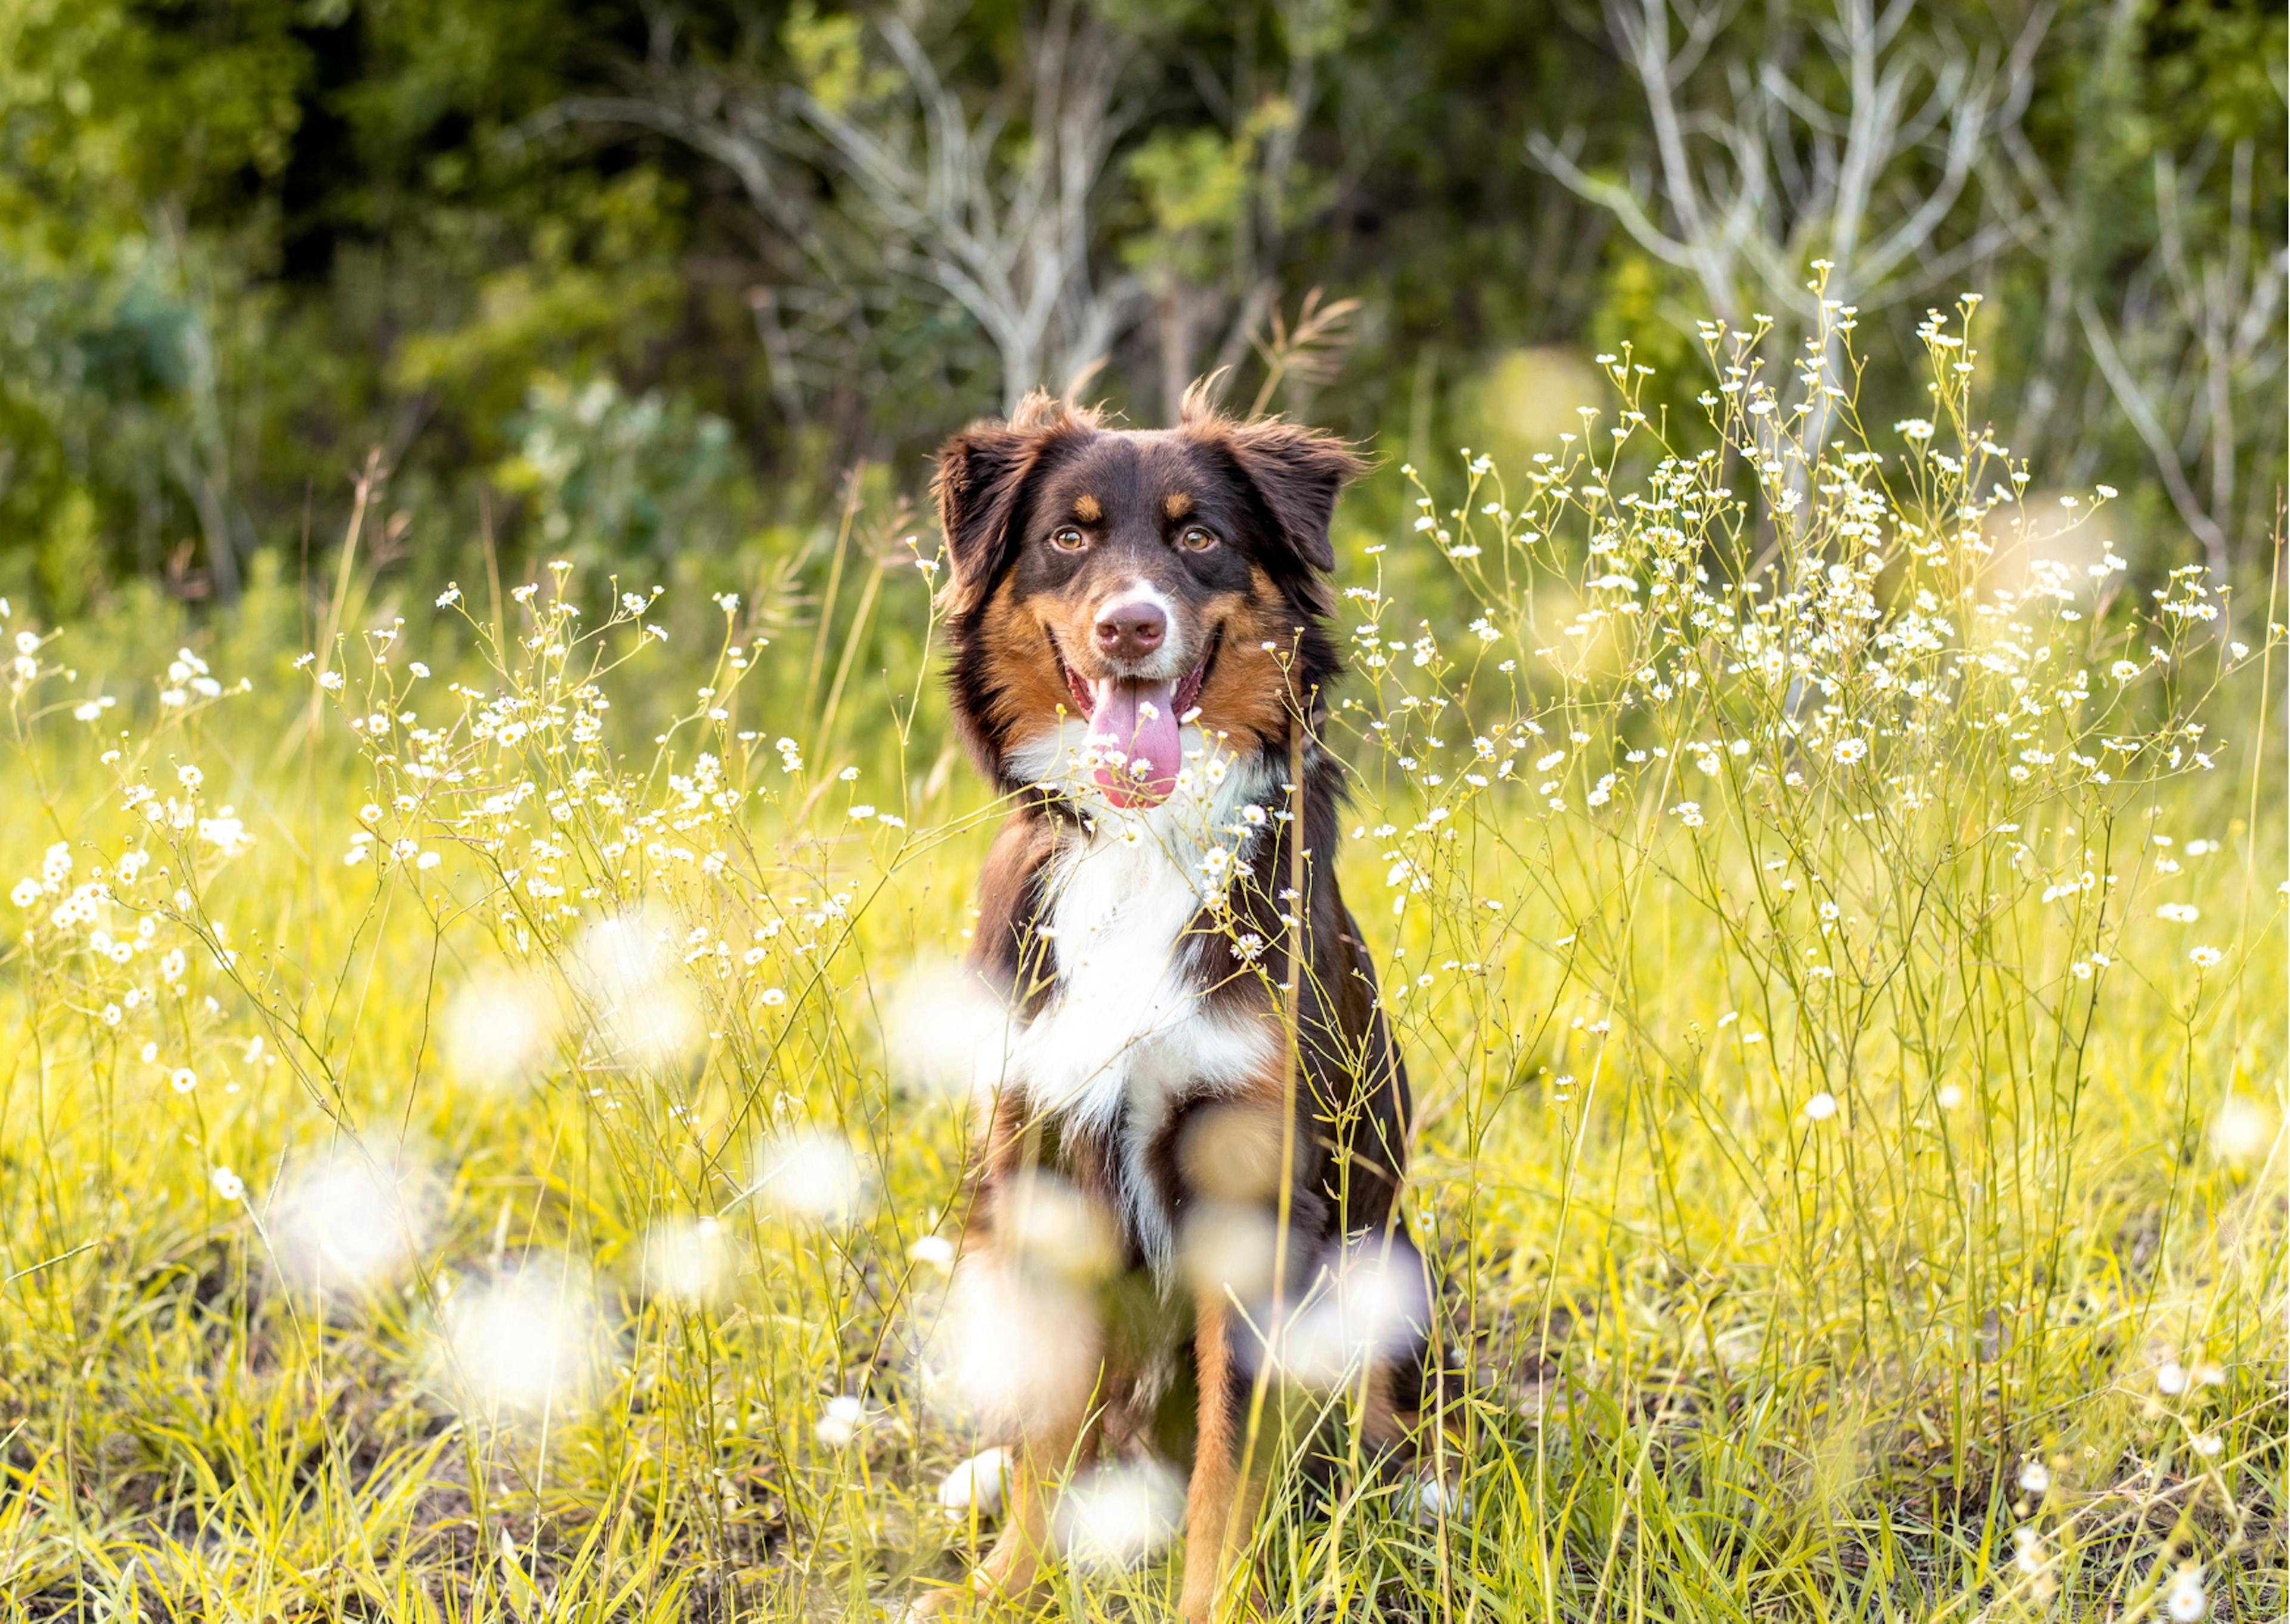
[
  {"x1": 572, "y1": 910, "x2": 702, "y2": 1071},
  {"x1": 2208, "y1": 1095, "x2": 2276, "y2": 1167},
  {"x1": 442, "y1": 969, "x2": 559, "y2": 1092},
  {"x1": 636, "y1": 1214, "x2": 735, "y2": 1305},
  {"x1": 1178, "y1": 1201, "x2": 1279, "y2": 1301},
  {"x1": 908, "y1": 1233, "x2": 957, "y2": 1270},
  {"x1": 997, "y1": 1170, "x2": 1118, "y2": 1284},
  {"x1": 432, "y1": 1259, "x2": 609, "y2": 1419},
  {"x1": 265, "y1": 1147, "x2": 435, "y2": 1294},
  {"x1": 1050, "y1": 1458, "x2": 1184, "y2": 1570},
  {"x1": 1252, "y1": 1237, "x2": 1429, "y2": 1391},
  {"x1": 754, "y1": 1129, "x2": 874, "y2": 1229},
  {"x1": 883, "y1": 958, "x2": 1018, "y2": 1099},
  {"x1": 813, "y1": 1394, "x2": 866, "y2": 1447},
  {"x1": 923, "y1": 1259, "x2": 1101, "y2": 1434}
]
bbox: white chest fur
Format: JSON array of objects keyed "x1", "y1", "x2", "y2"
[{"x1": 1004, "y1": 726, "x2": 1280, "y2": 1267}]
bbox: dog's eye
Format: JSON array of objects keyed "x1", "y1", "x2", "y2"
[
  {"x1": 1178, "y1": 525, "x2": 1218, "y2": 552},
  {"x1": 1050, "y1": 526, "x2": 1087, "y2": 552}
]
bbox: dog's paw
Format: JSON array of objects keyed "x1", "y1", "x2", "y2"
[
  {"x1": 1412, "y1": 1467, "x2": 1474, "y2": 1524},
  {"x1": 936, "y1": 1445, "x2": 1015, "y2": 1517},
  {"x1": 901, "y1": 1569, "x2": 1021, "y2": 1622},
  {"x1": 1179, "y1": 1577, "x2": 1274, "y2": 1624},
  {"x1": 898, "y1": 1586, "x2": 969, "y2": 1622}
]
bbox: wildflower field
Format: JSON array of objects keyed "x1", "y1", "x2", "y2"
[{"x1": 2, "y1": 314, "x2": 2283, "y2": 1622}]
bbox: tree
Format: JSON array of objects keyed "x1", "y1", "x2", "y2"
[
  {"x1": 1528, "y1": 0, "x2": 2045, "y2": 452},
  {"x1": 545, "y1": 0, "x2": 1138, "y2": 412},
  {"x1": 1998, "y1": 0, "x2": 2285, "y2": 596}
]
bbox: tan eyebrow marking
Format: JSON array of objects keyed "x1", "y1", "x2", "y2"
[
  {"x1": 1163, "y1": 491, "x2": 1194, "y2": 520},
  {"x1": 1072, "y1": 494, "x2": 1103, "y2": 523}
]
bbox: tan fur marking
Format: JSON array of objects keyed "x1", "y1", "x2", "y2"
[
  {"x1": 979, "y1": 579, "x2": 1079, "y2": 736},
  {"x1": 1180, "y1": 1102, "x2": 1286, "y2": 1203},
  {"x1": 912, "y1": 1402, "x2": 1098, "y2": 1617},
  {"x1": 1073, "y1": 493, "x2": 1103, "y2": 523},
  {"x1": 963, "y1": 1034, "x2": 1039, "y2": 1195},
  {"x1": 1192, "y1": 567, "x2": 1298, "y2": 750},
  {"x1": 982, "y1": 562, "x2": 1298, "y2": 749},
  {"x1": 1358, "y1": 1353, "x2": 1413, "y2": 1452},
  {"x1": 1180, "y1": 1294, "x2": 1252, "y2": 1624},
  {"x1": 1164, "y1": 491, "x2": 1194, "y2": 520},
  {"x1": 918, "y1": 1106, "x2": 1107, "y2": 1619}
]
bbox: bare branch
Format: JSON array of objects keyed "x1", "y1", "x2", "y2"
[
  {"x1": 1535, "y1": 1, "x2": 2045, "y2": 336},
  {"x1": 2077, "y1": 293, "x2": 2232, "y2": 571},
  {"x1": 536, "y1": 5, "x2": 1136, "y2": 411}
]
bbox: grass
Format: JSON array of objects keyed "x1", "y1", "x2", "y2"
[{"x1": 1, "y1": 304, "x2": 2283, "y2": 1623}]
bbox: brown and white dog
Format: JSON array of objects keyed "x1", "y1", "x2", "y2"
[{"x1": 915, "y1": 388, "x2": 1420, "y2": 1620}]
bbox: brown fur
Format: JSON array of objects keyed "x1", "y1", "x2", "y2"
[
  {"x1": 974, "y1": 578, "x2": 1081, "y2": 750},
  {"x1": 1189, "y1": 568, "x2": 1307, "y2": 753},
  {"x1": 1179, "y1": 1294, "x2": 1255, "y2": 1623},
  {"x1": 1178, "y1": 1101, "x2": 1286, "y2": 1203},
  {"x1": 915, "y1": 388, "x2": 1422, "y2": 1624}
]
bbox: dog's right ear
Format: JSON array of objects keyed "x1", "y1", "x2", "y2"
[
  {"x1": 932, "y1": 423, "x2": 1030, "y2": 610},
  {"x1": 932, "y1": 392, "x2": 1091, "y2": 612}
]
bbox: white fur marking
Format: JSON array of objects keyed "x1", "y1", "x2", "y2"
[{"x1": 1001, "y1": 736, "x2": 1280, "y2": 1273}]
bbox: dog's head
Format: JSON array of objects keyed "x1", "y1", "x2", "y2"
[{"x1": 934, "y1": 389, "x2": 1361, "y2": 805}]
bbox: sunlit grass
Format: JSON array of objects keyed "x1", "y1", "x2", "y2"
[{"x1": 1, "y1": 308, "x2": 2282, "y2": 1622}]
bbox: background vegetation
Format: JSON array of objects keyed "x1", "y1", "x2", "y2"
[{"x1": 0, "y1": 0, "x2": 2282, "y2": 615}]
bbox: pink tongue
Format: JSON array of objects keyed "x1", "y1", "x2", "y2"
[{"x1": 1088, "y1": 678, "x2": 1181, "y2": 807}]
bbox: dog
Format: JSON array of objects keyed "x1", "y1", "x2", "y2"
[{"x1": 914, "y1": 386, "x2": 1421, "y2": 1621}]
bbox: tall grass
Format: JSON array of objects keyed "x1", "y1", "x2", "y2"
[{"x1": 1, "y1": 302, "x2": 2282, "y2": 1622}]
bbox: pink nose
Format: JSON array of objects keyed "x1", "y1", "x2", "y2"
[{"x1": 1094, "y1": 600, "x2": 1166, "y2": 661}]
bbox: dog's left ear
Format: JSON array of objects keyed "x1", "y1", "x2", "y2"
[{"x1": 1220, "y1": 419, "x2": 1366, "y2": 574}]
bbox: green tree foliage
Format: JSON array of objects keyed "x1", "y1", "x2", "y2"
[{"x1": 0, "y1": 0, "x2": 2279, "y2": 612}]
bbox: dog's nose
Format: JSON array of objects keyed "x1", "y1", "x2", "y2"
[{"x1": 1094, "y1": 600, "x2": 1166, "y2": 661}]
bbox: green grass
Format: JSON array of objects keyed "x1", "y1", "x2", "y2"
[{"x1": 2, "y1": 311, "x2": 2283, "y2": 1622}]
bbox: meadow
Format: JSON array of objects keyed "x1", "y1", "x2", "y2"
[{"x1": 2, "y1": 314, "x2": 2283, "y2": 1623}]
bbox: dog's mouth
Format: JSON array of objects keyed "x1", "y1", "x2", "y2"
[{"x1": 1057, "y1": 633, "x2": 1216, "y2": 810}]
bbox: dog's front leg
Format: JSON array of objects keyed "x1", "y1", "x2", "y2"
[
  {"x1": 976, "y1": 1407, "x2": 1090, "y2": 1603},
  {"x1": 910, "y1": 1400, "x2": 1096, "y2": 1619},
  {"x1": 1179, "y1": 1293, "x2": 1264, "y2": 1624}
]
